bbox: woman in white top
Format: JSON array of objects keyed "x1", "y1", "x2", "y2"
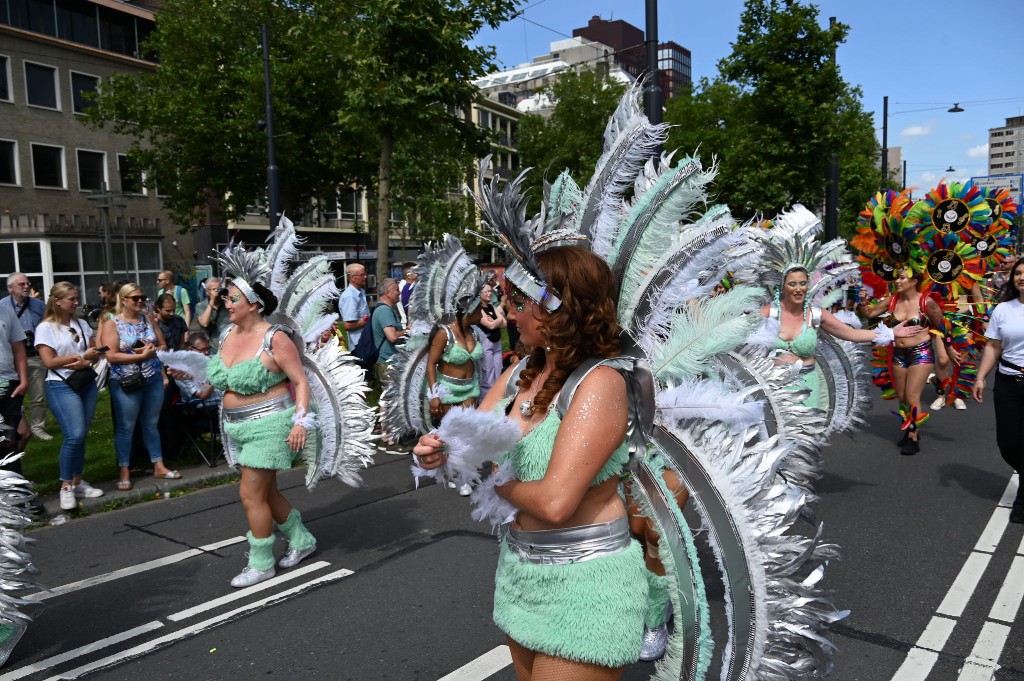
[
  {"x1": 34, "y1": 282, "x2": 106, "y2": 511},
  {"x1": 972, "y1": 256, "x2": 1024, "y2": 524}
]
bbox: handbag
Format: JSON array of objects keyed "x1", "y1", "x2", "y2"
[
  {"x1": 60, "y1": 367, "x2": 99, "y2": 395},
  {"x1": 117, "y1": 369, "x2": 147, "y2": 393}
]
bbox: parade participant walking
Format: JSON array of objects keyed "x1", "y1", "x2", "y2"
[
  {"x1": 972, "y1": 256, "x2": 1024, "y2": 523},
  {"x1": 155, "y1": 270, "x2": 191, "y2": 329},
  {"x1": 415, "y1": 246, "x2": 647, "y2": 679},
  {"x1": 196, "y1": 278, "x2": 228, "y2": 350},
  {"x1": 101, "y1": 283, "x2": 179, "y2": 488},
  {"x1": 34, "y1": 283, "x2": 105, "y2": 510},
  {"x1": 2, "y1": 273, "x2": 49, "y2": 440},
  {"x1": 861, "y1": 267, "x2": 956, "y2": 454},
  {"x1": 339, "y1": 263, "x2": 370, "y2": 348}
]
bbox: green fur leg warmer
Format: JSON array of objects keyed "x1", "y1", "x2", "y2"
[
  {"x1": 246, "y1": 531, "x2": 277, "y2": 571},
  {"x1": 645, "y1": 570, "x2": 671, "y2": 629},
  {"x1": 278, "y1": 509, "x2": 316, "y2": 552}
]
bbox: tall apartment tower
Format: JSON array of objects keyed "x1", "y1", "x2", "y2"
[{"x1": 989, "y1": 116, "x2": 1024, "y2": 176}]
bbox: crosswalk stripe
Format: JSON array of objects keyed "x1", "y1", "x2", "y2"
[
  {"x1": 437, "y1": 646, "x2": 512, "y2": 681},
  {"x1": 936, "y1": 552, "x2": 991, "y2": 618},
  {"x1": 974, "y1": 507, "x2": 1011, "y2": 553},
  {"x1": 989, "y1": 555, "x2": 1024, "y2": 624},
  {"x1": 957, "y1": 621, "x2": 1012, "y2": 680}
]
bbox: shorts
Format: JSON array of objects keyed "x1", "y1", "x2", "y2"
[
  {"x1": 493, "y1": 528, "x2": 646, "y2": 667},
  {"x1": 222, "y1": 405, "x2": 299, "y2": 470},
  {"x1": 437, "y1": 373, "x2": 479, "y2": 405},
  {"x1": 892, "y1": 340, "x2": 934, "y2": 369}
]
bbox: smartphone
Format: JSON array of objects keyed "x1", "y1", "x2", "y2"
[
  {"x1": 132, "y1": 340, "x2": 145, "y2": 349},
  {"x1": 95, "y1": 346, "x2": 109, "y2": 353}
]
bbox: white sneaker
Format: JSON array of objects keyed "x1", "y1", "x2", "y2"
[
  {"x1": 930, "y1": 396, "x2": 945, "y2": 410},
  {"x1": 446, "y1": 481, "x2": 457, "y2": 489},
  {"x1": 59, "y1": 485, "x2": 77, "y2": 511},
  {"x1": 73, "y1": 480, "x2": 104, "y2": 499},
  {"x1": 459, "y1": 483, "x2": 472, "y2": 497},
  {"x1": 953, "y1": 398, "x2": 967, "y2": 410},
  {"x1": 31, "y1": 427, "x2": 53, "y2": 441},
  {"x1": 278, "y1": 545, "x2": 316, "y2": 569},
  {"x1": 229, "y1": 566, "x2": 276, "y2": 588}
]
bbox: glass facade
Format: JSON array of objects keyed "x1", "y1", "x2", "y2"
[{"x1": 2, "y1": 0, "x2": 156, "y2": 60}]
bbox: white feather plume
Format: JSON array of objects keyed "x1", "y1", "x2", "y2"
[
  {"x1": 433, "y1": 407, "x2": 522, "y2": 486},
  {"x1": 470, "y1": 460, "x2": 518, "y2": 527},
  {"x1": 832, "y1": 309, "x2": 862, "y2": 330},
  {"x1": 656, "y1": 378, "x2": 765, "y2": 432},
  {"x1": 157, "y1": 350, "x2": 210, "y2": 384}
]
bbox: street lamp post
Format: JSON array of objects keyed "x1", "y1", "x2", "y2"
[
  {"x1": 643, "y1": 0, "x2": 663, "y2": 128},
  {"x1": 881, "y1": 96, "x2": 889, "y2": 190}
]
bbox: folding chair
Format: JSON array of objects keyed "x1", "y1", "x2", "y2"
[{"x1": 176, "y1": 397, "x2": 222, "y2": 467}]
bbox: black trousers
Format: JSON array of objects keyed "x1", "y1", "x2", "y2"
[
  {"x1": 0, "y1": 380, "x2": 25, "y2": 474},
  {"x1": 992, "y1": 371, "x2": 1024, "y2": 508}
]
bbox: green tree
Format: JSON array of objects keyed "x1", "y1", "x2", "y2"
[
  {"x1": 664, "y1": 0, "x2": 879, "y2": 237},
  {"x1": 515, "y1": 70, "x2": 628, "y2": 211},
  {"x1": 337, "y1": 0, "x2": 519, "y2": 278}
]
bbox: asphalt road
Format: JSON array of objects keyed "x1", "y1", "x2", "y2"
[{"x1": 3, "y1": 382, "x2": 1022, "y2": 681}]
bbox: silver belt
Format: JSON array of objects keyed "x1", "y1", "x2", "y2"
[
  {"x1": 222, "y1": 393, "x2": 294, "y2": 423},
  {"x1": 437, "y1": 372, "x2": 476, "y2": 386},
  {"x1": 504, "y1": 515, "x2": 632, "y2": 566}
]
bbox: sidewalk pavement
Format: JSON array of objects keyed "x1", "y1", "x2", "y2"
[{"x1": 36, "y1": 461, "x2": 240, "y2": 521}]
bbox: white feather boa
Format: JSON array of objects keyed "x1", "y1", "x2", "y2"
[
  {"x1": 832, "y1": 309, "x2": 862, "y2": 329},
  {"x1": 411, "y1": 407, "x2": 522, "y2": 489},
  {"x1": 470, "y1": 460, "x2": 518, "y2": 527},
  {"x1": 157, "y1": 350, "x2": 211, "y2": 384}
]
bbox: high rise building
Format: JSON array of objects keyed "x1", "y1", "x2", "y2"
[{"x1": 989, "y1": 116, "x2": 1024, "y2": 176}]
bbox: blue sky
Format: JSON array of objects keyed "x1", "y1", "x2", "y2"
[{"x1": 474, "y1": 0, "x2": 1024, "y2": 202}]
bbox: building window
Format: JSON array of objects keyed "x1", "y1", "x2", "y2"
[
  {"x1": 57, "y1": 0, "x2": 100, "y2": 47},
  {"x1": 1006, "y1": 140, "x2": 1015, "y2": 146},
  {"x1": 478, "y1": 110, "x2": 490, "y2": 130},
  {"x1": 117, "y1": 154, "x2": 143, "y2": 194},
  {"x1": 76, "y1": 149, "x2": 106, "y2": 191},
  {"x1": 24, "y1": 61, "x2": 60, "y2": 110},
  {"x1": 0, "y1": 55, "x2": 10, "y2": 102},
  {"x1": 99, "y1": 5, "x2": 137, "y2": 56},
  {"x1": 70, "y1": 71, "x2": 100, "y2": 114},
  {"x1": 0, "y1": 140, "x2": 17, "y2": 185},
  {"x1": 8, "y1": 0, "x2": 57, "y2": 36},
  {"x1": 31, "y1": 143, "x2": 65, "y2": 188}
]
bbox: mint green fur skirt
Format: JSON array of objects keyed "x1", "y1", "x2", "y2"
[
  {"x1": 223, "y1": 406, "x2": 298, "y2": 470},
  {"x1": 437, "y1": 374, "x2": 479, "y2": 405},
  {"x1": 493, "y1": 537, "x2": 647, "y2": 667}
]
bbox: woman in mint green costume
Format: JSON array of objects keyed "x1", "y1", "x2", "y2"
[
  {"x1": 416, "y1": 247, "x2": 647, "y2": 680},
  {"x1": 425, "y1": 300, "x2": 484, "y2": 423},
  {"x1": 207, "y1": 279, "x2": 318, "y2": 588},
  {"x1": 761, "y1": 267, "x2": 917, "y2": 408}
]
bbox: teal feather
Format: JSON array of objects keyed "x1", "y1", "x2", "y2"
[
  {"x1": 651, "y1": 287, "x2": 762, "y2": 383},
  {"x1": 545, "y1": 170, "x2": 582, "y2": 228}
]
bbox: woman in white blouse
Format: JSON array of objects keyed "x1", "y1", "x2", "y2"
[
  {"x1": 34, "y1": 282, "x2": 105, "y2": 511},
  {"x1": 973, "y1": 256, "x2": 1024, "y2": 524}
]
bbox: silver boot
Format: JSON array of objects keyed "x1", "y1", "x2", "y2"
[
  {"x1": 638, "y1": 622, "x2": 669, "y2": 661},
  {"x1": 229, "y1": 565, "x2": 276, "y2": 588},
  {"x1": 278, "y1": 544, "x2": 317, "y2": 569}
]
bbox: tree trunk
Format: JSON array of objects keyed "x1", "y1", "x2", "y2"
[{"x1": 376, "y1": 130, "x2": 393, "y2": 291}]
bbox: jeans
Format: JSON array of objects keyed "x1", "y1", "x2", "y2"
[
  {"x1": 110, "y1": 372, "x2": 164, "y2": 467},
  {"x1": 993, "y1": 371, "x2": 1024, "y2": 509},
  {"x1": 45, "y1": 379, "x2": 98, "y2": 482}
]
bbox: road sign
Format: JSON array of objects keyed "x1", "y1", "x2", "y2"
[{"x1": 969, "y1": 174, "x2": 1023, "y2": 207}]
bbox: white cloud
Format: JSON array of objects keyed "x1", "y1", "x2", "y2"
[
  {"x1": 901, "y1": 124, "x2": 933, "y2": 138},
  {"x1": 919, "y1": 171, "x2": 938, "y2": 183},
  {"x1": 966, "y1": 144, "x2": 989, "y2": 159}
]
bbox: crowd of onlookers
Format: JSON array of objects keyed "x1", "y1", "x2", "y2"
[{"x1": 0, "y1": 262, "x2": 523, "y2": 517}]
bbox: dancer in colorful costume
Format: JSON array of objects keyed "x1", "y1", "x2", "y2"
[
  {"x1": 393, "y1": 83, "x2": 850, "y2": 680},
  {"x1": 160, "y1": 217, "x2": 375, "y2": 587}
]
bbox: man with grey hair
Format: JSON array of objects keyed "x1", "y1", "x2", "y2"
[
  {"x1": 339, "y1": 263, "x2": 370, "y2": 348},
  {"x1": 1, "y1": 273, "x2": 48, "y2": 440},
  {"x1": 196, "y1": 277, "x2": 227, "y2": 349}
]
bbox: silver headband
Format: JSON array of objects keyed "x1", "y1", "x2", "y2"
[
  {"x1": 232, "y1": 277, "x2": 260, "y2": 306},
  {"x1": 505, "y1": 260, "x2": 561, "y2": 312}
]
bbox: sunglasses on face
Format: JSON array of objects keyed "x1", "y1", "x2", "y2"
[
  {"x1": 193, "y1": 345, "x2": 211, "y2": 354},
  {"x1": 125, "y1": 295, "x2": 146, "y2": 302}
]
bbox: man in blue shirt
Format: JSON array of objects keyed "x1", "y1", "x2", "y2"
[
  {"x1": 339, "y1": 263, "x2": 370, "y2": 348},
  {"x1": 2, "y1": 273, "x2": 49, "y2": 440}
]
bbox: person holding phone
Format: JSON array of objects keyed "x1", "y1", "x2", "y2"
[
  {"x1": 99, "y1": 283, "x2": 178, "y2": 490},
  {"x1": 34, "y1": 282, "x2": 105, "y2": 510}
]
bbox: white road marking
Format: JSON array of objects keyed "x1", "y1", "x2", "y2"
[
  {"x1": 26, "y1": 536, "x2": 245, "y2": 602},
  {"x1": 915, "y1": 615, "x2": 957, "y2": 651},
  {"x1": 957, "y1": 621, "x2": 1012, "y2": 681},
  {"x1": 0, "y1": 621, "x2": 164, "y2": 681},
  {"x1": 891, "y1": 648, "x2": 939, "y2": 681},
  {"x1": 988, "y1": 555, "x2": 1024, "y2": 623},
  {"x1": 167, "y1": 560, "x2": 332, "y2": 621},
  {"x1": 974, "y1": 507, "x2": 1011, "y2": 553},
  {"x1": 996, "y1": 474, "x2": 1018, "y2": 507},
  {"x1": 437, "y1": 645, "x2": 512, "y2": 681},
  {"x1": 936, "y1": 552, "x2": 992, "y2": 618},
  {"x1": 43, "y1": 568, "x2": 354, "y2": 680}
]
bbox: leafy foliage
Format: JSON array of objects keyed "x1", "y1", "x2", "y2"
[
  {"x1": 664, "y1": 0, "x2": 880, "y2": 238},
  {"x1": 515, "y1": 70, "x2": 628, "y2": 212}
]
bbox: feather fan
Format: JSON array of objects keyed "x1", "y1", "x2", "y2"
[
  {"x1": 414, "y1": 407, "x2": 522, "y2": 488},
  {"x1": 656, "y1": 378, "x2": 765, "y2": 433},
  {"x1": 156, "y1": 350, "x2": 210, "y2": 385},
  {"x1": 469, "y1": 461, "x2": 518, "y2": 527}
]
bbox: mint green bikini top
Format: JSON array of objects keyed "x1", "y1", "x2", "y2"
[
  {"x1": 440, "y1": 325, "x2": 482, "y2": 365},
  {"x1": 207, "y1": 325, "x2": 287, "y2": 395},
  {"x1": 496, "y1": 398, "x2": 630, "y2": 487},
  {"x1": 770, "y1": 306, "x2": 821, "y2": 358}
]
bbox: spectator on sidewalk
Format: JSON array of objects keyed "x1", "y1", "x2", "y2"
[
  {"x1": 397, "y1": 267, "x2": 418, "y2": 328},
  {"x1": 34, "y1": 282, "x2": 104, "y2": 511},
  {"x1": 2, "y1": 273, "x2": 50, "y2": 441},
  {"x1": 0, "y1": 291, "x2": 28, "y2": 473},
  {"x1": 172, "y1": 332, "x2": 222, "y2": 409},
  {"x1": 153, "y1": 293, "x2": 189, "y2": 350},
  {"x1": 475, "y1": 282, "x2": 506, "y2": 398},
  {"x1": 339, "y1": 263, "x2": 370, "y2": 348},
  {"x1": 196, "y1": 278, "x2": 228, "y2": 349},
  {"x1": 156, "y1": 271, "x2": 192, "y2": 329}
]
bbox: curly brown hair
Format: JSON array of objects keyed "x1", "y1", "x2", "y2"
[{"x1": 517, "y1": 246, "x2": 621, "y2": 414}]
